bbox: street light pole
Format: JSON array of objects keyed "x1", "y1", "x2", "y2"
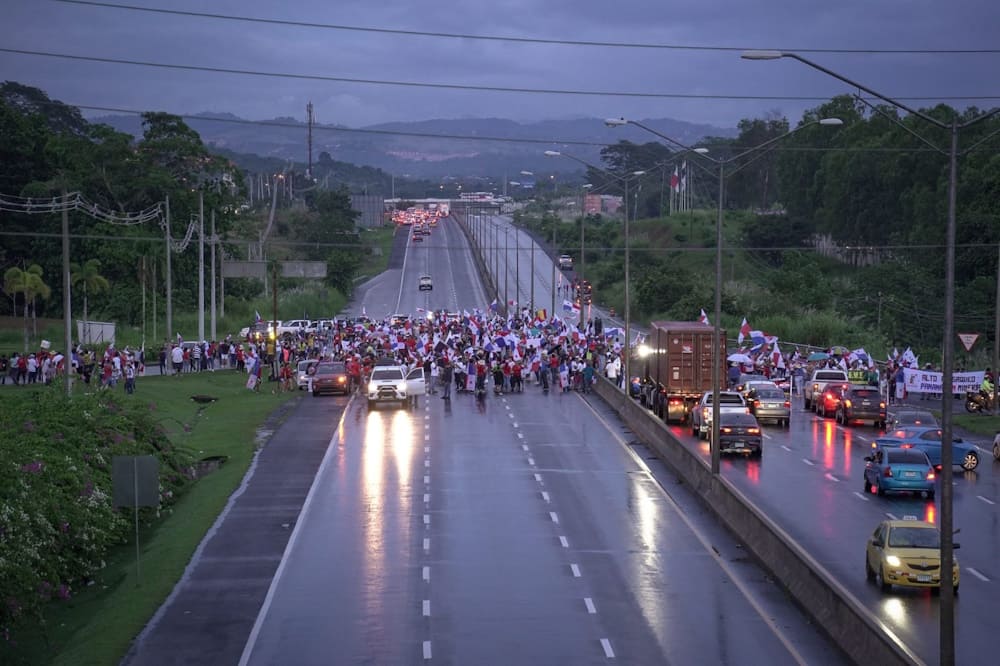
[{"x1": 740, "y1": 52, "x2": 1000, "y2": 665}]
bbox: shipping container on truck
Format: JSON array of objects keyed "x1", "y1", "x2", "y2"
[{"x1": 645, "y1": 321, "x2": 727, "y2": 424}]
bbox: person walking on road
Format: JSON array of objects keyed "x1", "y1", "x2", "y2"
[{"x1": 441, "y1": 358, "x2": 453, "y2": 400}]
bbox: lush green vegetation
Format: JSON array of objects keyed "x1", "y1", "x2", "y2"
[
  {"x1": 0, "y1": 372, "x2": 296, "y2": 665},
  {"x1": 515, "y1": 96, "x2": 1000, "y2": 365},
  {"x1": 0, "y1": 83, "x2": 388, "y2": 353}
]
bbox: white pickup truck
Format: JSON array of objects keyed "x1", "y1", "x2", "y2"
[
  {"x1": 691, "y1": 390, "x2": 748, "y2": 439},
  {"x1": 367, "y1": 363, "x2": 426, "y2": 410},
  {"x1": 803, "y1": 368, "x2": 849, "y2": 411}
]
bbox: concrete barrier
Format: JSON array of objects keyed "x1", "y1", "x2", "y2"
[
  {"x1": 452, "y1": 210, "x2": 497, "y2": 301},
  {"x1": 592, "y1": 376, "x2": 923, "y2": 666}
]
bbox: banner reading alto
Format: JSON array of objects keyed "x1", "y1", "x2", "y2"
[{"x1": 902, "y1": 368, "x2": 984, "y2": 394}]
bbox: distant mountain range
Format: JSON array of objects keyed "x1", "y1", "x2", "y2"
[{"x1": 91, "y1": 112, "x2": 735, "y2": 178}]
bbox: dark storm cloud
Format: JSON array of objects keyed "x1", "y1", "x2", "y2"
[{"x1": 1, "y1": 0, "x2": 997, "y2": 133}]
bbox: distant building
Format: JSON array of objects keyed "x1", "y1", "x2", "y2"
[{"x1": 584, "y1": 194, "x2": 602, "y2": 215}]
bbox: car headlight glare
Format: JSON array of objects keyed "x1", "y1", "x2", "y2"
[
  {"x1": 885, "y1": 555, "x2": 902, "y2": 567},
  {"x1": 368, "y1": 382, "x2": 376, "y2": 393}
]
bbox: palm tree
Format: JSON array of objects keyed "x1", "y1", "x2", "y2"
[
  {"x1": 71, "y1": 259, "x2": 110, "y2": 344},
  {"x1": 3, "y1": 264, "x2": 49, "y2": 351}
]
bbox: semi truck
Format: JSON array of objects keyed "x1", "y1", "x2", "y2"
[{"x1": 641, "y1": 321, "x2": 728, "y2": 424}]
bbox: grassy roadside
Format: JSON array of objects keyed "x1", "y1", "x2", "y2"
[
  {"x1": 3, "y1": 372, "x2": 297, "y2": 666},
  {"x1": 952, "y1": 414, "x2": 1000, "y2": 438},
  {"x1": 357, "y1": 225, "x2": 398, "y2": 279}
]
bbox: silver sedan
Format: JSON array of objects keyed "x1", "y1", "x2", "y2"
[{"x1": 747, "y1": 387, "x2": 790, "y2": 427}]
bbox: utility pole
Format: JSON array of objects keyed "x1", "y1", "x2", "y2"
[
  {"x1": 198, "y1": 191, "x2": 205, "y2": 343},
  {"x1": 152, "y1": 260, "x2": 157, "y2": 343},
  {"x1": 165, "y1": 195, "x2": 172, "y2": 344},
  {"x1": 61, "y1": 191, "x2": 72, "y2": 397},
  {"x1": 306, "y1": 101, "x2": 314, "y2": 179},
  {"x1": 994, "y1": 242, "x2": 999, "y2": 415},
  {"x1": 550, "y1": 217, "x2": 556, "y2": 318},
  {"x1": 210, "y1": 209, "x2": 217, "y2": 342}
]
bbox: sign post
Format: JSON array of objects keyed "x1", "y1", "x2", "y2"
[{"x1": 112, "y1": 455, "x2": 160, "y2": 585}]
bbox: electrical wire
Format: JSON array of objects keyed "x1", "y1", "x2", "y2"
[
  {"x1": 48, "y1": 0, "x2": 1000, "y2": 56},
  {"x1": 4, "y1": 47, "x2": 999, "y2": 103}
]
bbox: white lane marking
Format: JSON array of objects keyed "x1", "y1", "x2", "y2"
[
  {"x1": 522, "y1": 444, "x2": 530, "y2": 451},
  {"x1": 423, "y1": 599, "x2": 431, "y2": 616},
  {"x1": 534, "y1": 473, "x2": 543, "y2": 483},
  {"x1": 853, "y1": 491, "x2": 870, "y2": 502},
  {"x1": 423, "y1": 514, "x2": 430, "y2": 525},
  {"x1": 508, "y1": 413, "x2": 514, "y2": 419},
  {"x1": 781, "y1": 445, "x2": 792, "y2": 452},
  {"x1": 424, "y1": 434, "x2": 430, "y2": 441},
  {"x1": 424, "y1": 475, "x2": 430, "y2": 485},
  {"x1": 966, "y1": 567, "x2": 989, "y2": 582},
  {"x1": 423, "y1": 641, "x2": 432, "y2": 660},
  {"x1": 802, "y1": 458, "x2": 815, "y2": 466},
  {"x1": 570, "y1": 563, "x2": 581, "y2": 577},
  {"x1": 541, "y1": 491, "x2": 551, "y2": 503},
  {"x1": 584, "y1": 597, "x2": 597, "y2": 614},
  {"x1": 885, "y1": 513, "x2": 899, "y2": 520},
  {"x1": 550, "y1": 511, "x2": 560, "y2": 524},
  {"x1": 513, "y1": 422, "x2": 519, "y2": 428},
  {"x1": 824, "y1": 473, "x2": 839, "y2": 483},
  {"x1": 600, "y1": 638, "x2": 615, "y2": 658},
  {"x1": 977, "y1": 495, "x2": 996, "y2": 505},
  {"x1": 762, "y1": 433, "x2": 773, "y2": 440},
  {"x1": 423, "y1": 493, "x2": 430, "y2": 504},
  {"x1": 422, "y1": 566, "x2": 430, "y2": 582},
  {"x1": 578, "y1": 397, "x2": 810, "y2": 666},
  {"x1": 424, "y1": 446, "x2": 430, "y2": 453},
  {"x1": 423, "y1": 538, "x2": 430, "y2": 552},
  {"x1": 559, "y1": 536, "x2": 569, "y2": 548},
  {"x1": 238, "y1": 392, "x2": 356, "y2": 666},
  {"x1": 424, "y1": 459, "x2": 430, "y2": 468},
  {"x1": 505, "y1": 404, "x2": 511, "y2": 411},
  {"x1": 424, "y1": 415, "x2": 430, "y2": 420},
  {"x1": 528, "y1": 457, "x2": 536, "y2": 466},
  {"x1": 517, "y1": 432, "x2": 524, "y2": 439},
  {"x1": 855, "y1": 434, "x2": 870, "y2": 442}
]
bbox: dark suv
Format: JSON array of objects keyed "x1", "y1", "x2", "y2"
[{"x1": 835, "y1": 385, "x2": 886, "y2": 427}]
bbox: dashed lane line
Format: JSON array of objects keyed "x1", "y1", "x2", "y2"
[
  {"x1": 549, "y1": 511, "x2": 560, "y2": 524},
  {"x1": 966, "y1": 567, "x2": 989, "y2": 582},
  {"x1": 571, "y1": 564, "x2": 581, "y2": 577},
  {"x1": 853, "y1": 491, "x2": 870, "y2": 501},
  {"x1": 541, "y1": 491, "x2": 551, "y2": 503},
  {"x1": 802, "y1": 458, "x2": 815, "y2": 466},
  {"x1": 423, "y1": 600, "x2": 431, "y2": 617},
  {"x1": 534, "y1": 473, "x2": 543, "y2": 483},
  {"x1": 584, "y1": 597, "x2": 597, "y2": 614},
  {"x1": 422, "y1": 566, "x2": 430, "y2": 582},
  {"x1": 781, "y1": 445, "x2": 792, "y2": 452},
  {"x1": 600, "y1": 638, "x2": 615, "y2": 658},
  {"x1": 423, "y1": 538, "x2": 430, "y2": 552},
  {"x1": 423, "y1": 641, "x2": 432, "y2": 659},
  {"x1": 885, "y1": 512, "x2": 899, "y2": 520},
  {"x1": 824, "y1": 473, "x2": 840, "y2": 483},
  {"x1": 559, "y1": 536, "x2": 569, "y2": 548},
  {"x1": 977, "y1": 495, "x2": 996, "y2": 506}
]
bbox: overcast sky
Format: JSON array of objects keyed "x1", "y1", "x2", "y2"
[{"x1": 2, "y1": 0, "x2": 998, "y2": 134}]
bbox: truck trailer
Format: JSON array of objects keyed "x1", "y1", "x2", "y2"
[{"x1": 642, "y1": 321, "x2": 728, "y2": 424}]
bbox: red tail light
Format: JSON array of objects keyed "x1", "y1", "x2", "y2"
[
  {"x1": 927, "y1": 471, "x2": 936, "y2": 480},
  {"x1": 900, "y1": 443, "x2": 913, "y2": 449},
  {"x1": 754, "y1": 400, "x2": 760, "y2": 407},
  {"x1": 784, "y1": 401, "x2": 790, "y2": 408},
  {"x1": 884, "y1": 467, "x2": 893, "y2": 478}
]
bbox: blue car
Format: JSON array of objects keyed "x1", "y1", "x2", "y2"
[
  {"x1": 864, "y1": 445, "x2": 936, "y2": 498},
  {"x1": 876, "y1": 427, "x2": 980, "y2": 471}
]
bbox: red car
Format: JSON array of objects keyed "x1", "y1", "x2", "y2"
[{"x1": 814, "y1": 384, "x2": 846, "y2": 418}]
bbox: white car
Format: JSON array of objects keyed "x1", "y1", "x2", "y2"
[
  {"x1": 418, "y1": 275, "x2": 433, "y2": 291},
  {"x1": 296, "y1": 359, "x2": 318, "y2": 390},
  {"x1": 558, "y1": 255, "x2": 574, "y2": 270},
  {"x1": 690, "y1": 390, "x2": 749, "y2": 439}
]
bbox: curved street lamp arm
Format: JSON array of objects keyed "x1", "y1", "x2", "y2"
[
  {"x1": 852, "y1": 94, "x2": 946, "y2": 155},
  {"x1": 776, "y1": 52, "x2": 943, "y2": 128},
  {"x1": 959, "y1": 109, "x2": 1000, "y2": 152}
]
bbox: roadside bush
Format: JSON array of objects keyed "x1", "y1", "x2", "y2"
[{"x1": 0, "y1": 389, "x2": 194, "y2": 642}]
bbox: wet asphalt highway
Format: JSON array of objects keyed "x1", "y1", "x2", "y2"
[
  {"x1": 664, "y1": 402, "x2": 999, "y2": 664},
  {"x1": 239, "y1": 219, "x2": 843, "y2": 665}
]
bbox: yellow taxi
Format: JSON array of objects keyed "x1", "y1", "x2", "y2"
[{"x1": 865, "y1": 519, "x2": 960, "y2": 593}]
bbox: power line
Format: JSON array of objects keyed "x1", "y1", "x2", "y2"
[
  {"x1": 48, "y1": 0, "x2": 1000, "y2": 56},
  {"x1": 4, "y1": 47, "x2": 1000, "y2": 103}
]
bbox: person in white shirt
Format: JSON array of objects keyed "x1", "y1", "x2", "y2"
[{"x1": 170, "y1": 344, "x2": 184, "y2": 376}]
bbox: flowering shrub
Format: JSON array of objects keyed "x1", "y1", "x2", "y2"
[{"x1": 0, "y1": 389, "x2": 194, "y2": 640}]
